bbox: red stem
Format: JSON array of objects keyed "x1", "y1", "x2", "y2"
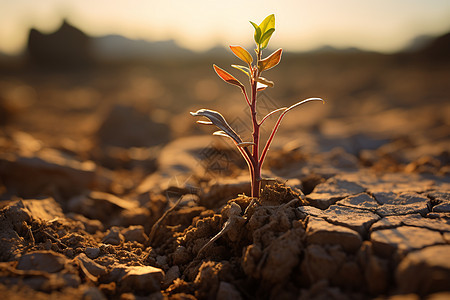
[{"x1": 250, "y1": 48, "x2": 262, "y2": 198}]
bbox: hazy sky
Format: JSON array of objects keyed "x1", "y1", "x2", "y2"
[{"x1": 1, "y1": 0, "x2": 450, "y2": 55}]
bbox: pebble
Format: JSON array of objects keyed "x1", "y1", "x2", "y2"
[
  {"x1": 16, "y1": 250, "x2": 67, "y2": 273},
  {"x1": 119, "y1": 265, "x2": 165, "y2": 293},
  {"x1": 85, "y1": 247, "x2": 101, "y2": 259},
  {"x1": 102, "y1": 227, "x2": 124, "y2": 245},
  {"x1": 121, "y1": 225, "x2": 148, "y2": 244},
  {"x1": 76, "y1": 253, "x2": 107, "y2": 277}
]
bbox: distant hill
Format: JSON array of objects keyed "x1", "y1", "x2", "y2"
[
  {"x1": 15, "y1": 20, "x2": 450, "y2": 66},
  {"x1": 306, "y1": 45, "x2": 366, "y2": 54},
  {"x1": 416, "y1": 32, "x2": 450, "y2": 61},
  {"x1": 27, "y1": 20, "x2": 93, "y2": 67},
  {"x1": 403, "y1": 34, "x2": 435, "y2": 52},
  {"x1": 92, "y1": 35, "x2": 195, "y2": 60}
]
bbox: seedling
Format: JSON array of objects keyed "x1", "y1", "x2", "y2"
[{"x1": 191, "y1": 14, "x2": 323, "y2": 202}]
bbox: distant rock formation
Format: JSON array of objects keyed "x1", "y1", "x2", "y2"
[
  {"x1": 27, "y1": 20, "x2": 92, "y2": 67},
  {"x1": 418, "y1": 32, "x2": 450, "y2": 61}
]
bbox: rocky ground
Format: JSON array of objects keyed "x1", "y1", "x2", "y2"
[{"x1": 0, "y1": 48, "x2": 449, "y2": 299}]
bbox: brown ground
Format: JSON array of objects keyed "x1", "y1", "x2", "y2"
[{"x1": 0, "y1": 45, "x2": 449, "y2": 299}]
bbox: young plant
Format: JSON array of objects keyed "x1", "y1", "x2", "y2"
[{"x1": 191, "y1": 14, "x2": 323, "y2": 200}]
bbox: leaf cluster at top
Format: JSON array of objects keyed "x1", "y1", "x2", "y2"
[{"x1": 250, "y1": 14, "x2": 275, "y2": 50}]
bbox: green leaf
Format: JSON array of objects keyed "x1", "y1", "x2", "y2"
[
  {"x1": 259, "y1": 14, "x2": 275, "y2": 36},
  {"x1": 231, "y1": 65, "x2": 251, "y2": 77},
  {"x1": 259, "y1": 28, "x2": 275, "y2": 49},
  {"x1": 249, "y1": 21, "x2": 261, "y2": 44},
  {"x1": 258, "y1": 48, "x2": 283, "y2": 72},
  {"x1": 230, "y1": 45, "x2": 253, "y2": 66},
  {"x1": 213, "y1": 64, "x2": 244, "y2": 88}
]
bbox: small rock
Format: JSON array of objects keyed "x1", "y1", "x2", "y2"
[
  {"x1": 119, "y1": 265, "x2": 165, "y2": 294},
  {"x1": 85, "y1": 247, "x2": 100, "y2": 259},
  {"x1": 76, "y1": 253, "x2": 107, "y2": 277},
  {"x1": 336, "y1": 193, "x2": 379, "y2": 211},
  {"x1": 171, "y1": 246, "x2": 192, "y2": 265},
  {"x1": 307, "y1": 177, "x2": 365, "y2": 209},
  {"x1": 306, "y1": 216, "x2": 362, "y2": 252},
  {"x1": 156, "y1": 255, "x2": 168, "y2": 267},
  {"x1": 216, "y1": 281, "x2": 243, "y2": 300},
  {"x1": 396, "y1": 245, "x2": 450, "y2": 295},
  {"x1": 16, "y1": 250, "x2": 67, "y2": 273},
  {"x1": 162, "y1": 265, "x2": 180, "y2": 288},
  {"x1": 121, "y1": 225, "x2": 148, "y2": 244},
  {"x1": 371, "y1": 226, "x2": 445, "y2": 257},
  {"x1": 102, "y1": 226, "x2": 124, "y2": 245}
]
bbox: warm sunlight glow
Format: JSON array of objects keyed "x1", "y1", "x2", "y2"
[{"x1": 1, "y1": 0, "x2": 450, "y2": 55}]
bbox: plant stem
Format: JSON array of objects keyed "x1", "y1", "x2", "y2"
[{"x1": 251, "y1": 48, "x2": 262, "y2": 198}]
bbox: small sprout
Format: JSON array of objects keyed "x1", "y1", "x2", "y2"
[
  {"x1": 250, "y1": 14, "x2": 275, "y2": 50},
  {"x1": 191, "y1": 14, "x2": 324, "y2": 202}
]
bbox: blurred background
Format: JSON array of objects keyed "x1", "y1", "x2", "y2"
[{"x1": 0, "y1": 0, "x2": 449, "y2": 190}]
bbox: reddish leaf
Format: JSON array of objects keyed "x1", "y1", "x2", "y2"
[
  {"x1": 213, "y1": 64, "x2": 244, "y2": 88},
  {"x1": 230, "y1": 45, "x2": 253, "y2": 65},
  {"x1": 258, "y1": 48, "x2": 282, "y2": 72}
]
